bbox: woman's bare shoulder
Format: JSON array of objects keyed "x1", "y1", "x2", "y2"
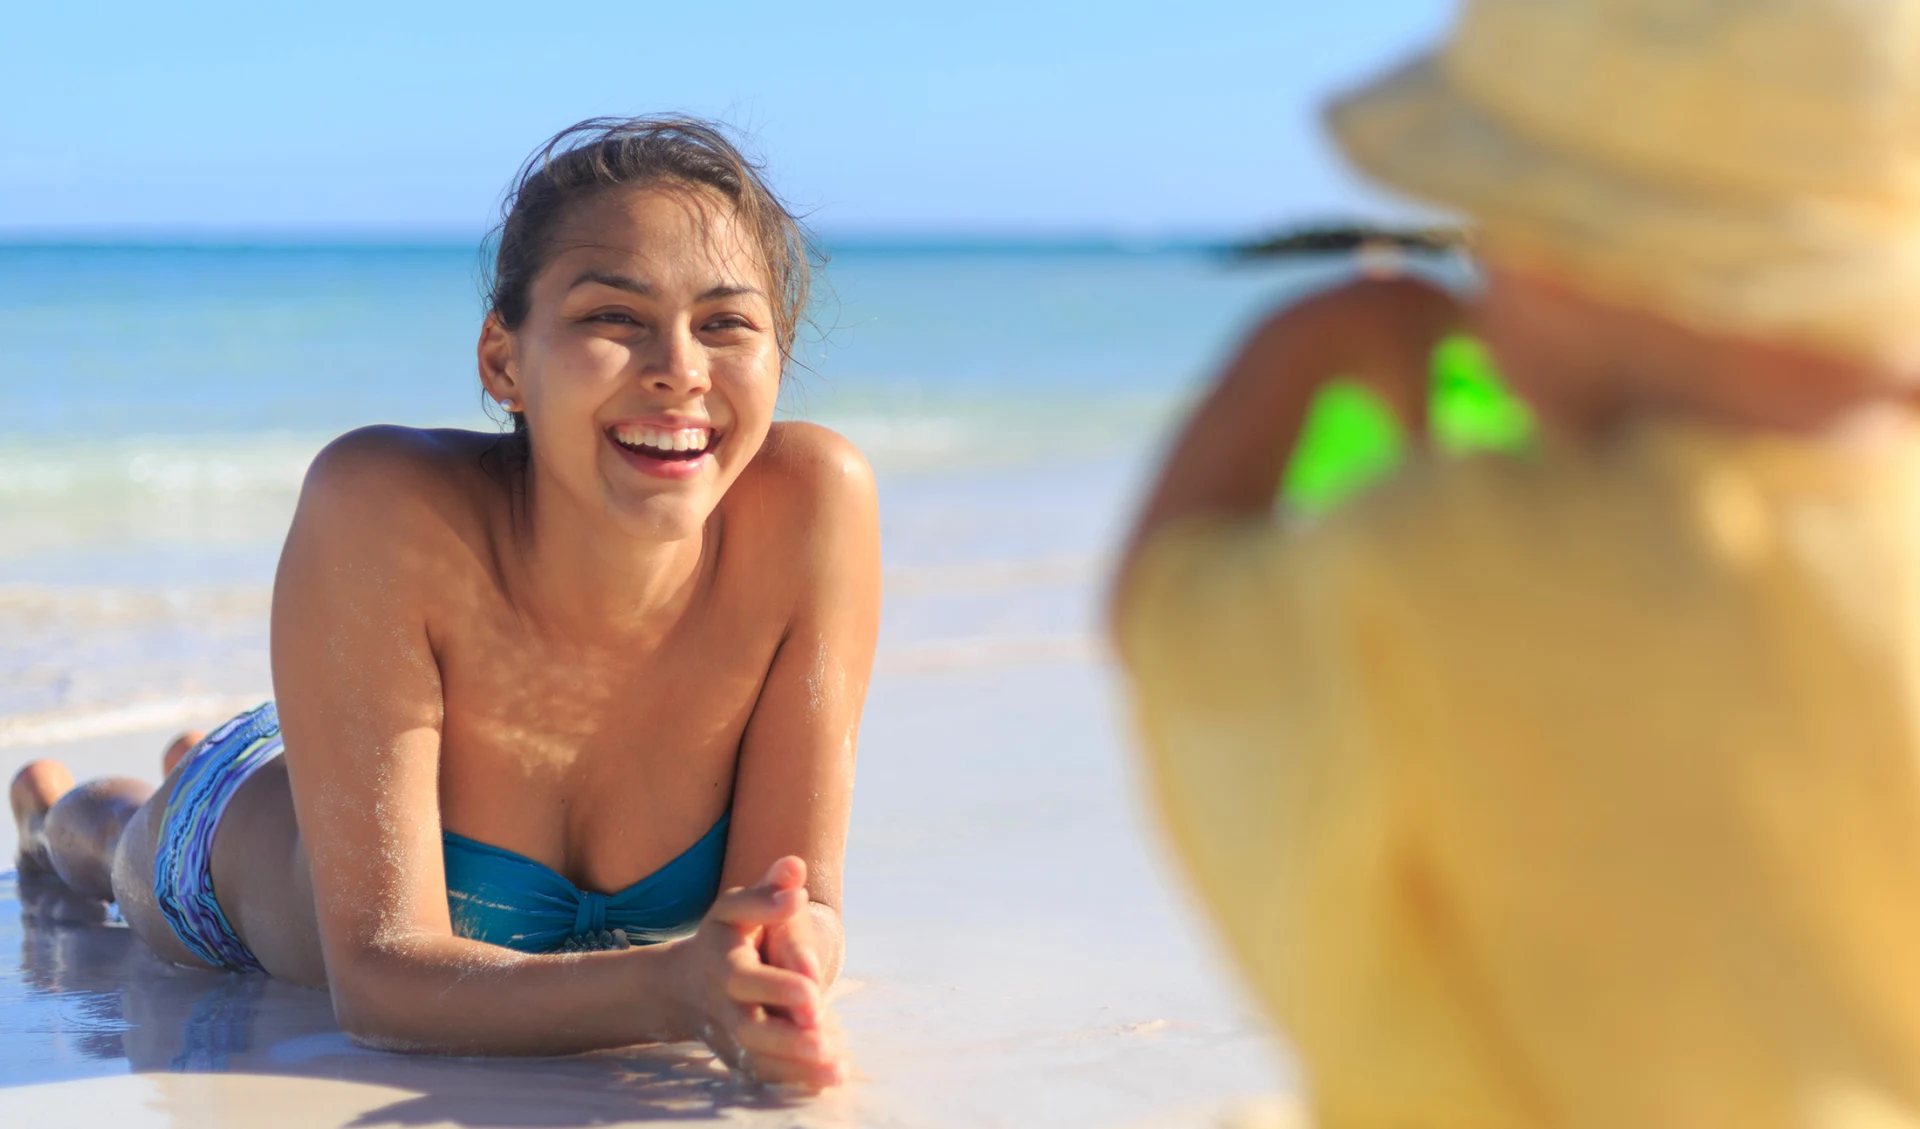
[
  {"x1": 733, "y1": 422, "x2": 877, "y2": 532},
  {"x1": 289, "y1": 425, "x2": 508, "y2": 569}
]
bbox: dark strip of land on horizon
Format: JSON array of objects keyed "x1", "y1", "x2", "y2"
[{"x1": 1232, "y1": 222, "x2": 1468, "y2": 259}]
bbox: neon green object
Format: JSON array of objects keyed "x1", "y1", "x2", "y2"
[{"x1": 1282, "y1": 334, "x2": 1534, "y2": 511}]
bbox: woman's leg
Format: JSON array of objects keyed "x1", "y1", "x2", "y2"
[
  {"x1": 11, "y1": 762, "x2": 150, "y2": 900},
  {"x1": 14, "y1": 727, "x2": 327, "y2": 984},
  {"x1": 161, "y1": 730, "x2": 206, "y2": 776},
  {"x1": 9, "y1": 729, "x2": 204, "y2": 900}
]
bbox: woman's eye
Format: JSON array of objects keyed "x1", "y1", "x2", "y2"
[
  {"x1": 591, "y1": 311, "x2": 639, "y2": 325},
  {"x1": 704, "y1": 316, "x2": 752, "y2": 332}
]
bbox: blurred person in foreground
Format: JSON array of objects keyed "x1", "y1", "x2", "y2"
[{"x1": 1113, "y1": 1, "x2": 1920, "y2": 1125}]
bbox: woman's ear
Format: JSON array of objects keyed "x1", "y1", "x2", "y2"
[{"x1": 477, "y1": 314, "x2": 520, "y2": 410}]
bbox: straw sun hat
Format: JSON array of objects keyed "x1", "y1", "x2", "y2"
[{"x1": 1328, "y1": 0, "x2": 1920, "y2": 366}]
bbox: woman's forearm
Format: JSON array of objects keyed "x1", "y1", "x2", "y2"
[{"x1": 330, "y1": 933, "x2": 694, "y2": 1056}]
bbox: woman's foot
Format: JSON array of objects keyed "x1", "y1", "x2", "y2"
[
  {"x1": 11, "y1": 760, "x2": 114, "y2": 924},
  {"x1": 162, "y1": 730, "x2": 207, "y2": 776},
  {"x1": 10, "y1": 760, "x2": 75, "y2": 878},
  {"x1": 10, "y1": 760, "x2": 152, "y2": 906}
]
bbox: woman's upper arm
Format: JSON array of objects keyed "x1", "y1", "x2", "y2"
[
  {"x1": 271, "y1": 428, "x2": 454, "y2": 982},
  {"x1": 725, "y1": 427, "x2": 881, "y2": 910}
]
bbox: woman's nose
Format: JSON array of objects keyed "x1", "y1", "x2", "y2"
[{"x1": 641, "y1": 324, "x2": 710, "y2": 394}]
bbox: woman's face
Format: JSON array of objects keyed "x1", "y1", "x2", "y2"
[{"x1": 481, "y1": 185, "x2": 782, "y2": 542}]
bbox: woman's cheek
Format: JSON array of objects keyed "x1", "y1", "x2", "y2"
[
  {"x1": 566, "y1": 336, "x2": 634, "y2": 393},
  {"x1": 722, "y1": 360, "x2": 781, "y2": 425}
]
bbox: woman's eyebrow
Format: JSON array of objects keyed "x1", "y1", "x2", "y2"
[
  {"x1": 566, "y1": 272, "x2": 762, "y2": 302},
  {"x1": 570, "y1": 269, "x2": 652, "y2": 295}
]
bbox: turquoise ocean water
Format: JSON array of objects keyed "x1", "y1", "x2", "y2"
[{"x1": 0, "y1": 241, "x2": 1335, "y2": 734}]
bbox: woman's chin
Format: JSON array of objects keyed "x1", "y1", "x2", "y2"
[{"x1": 603, "y1": 490, "x2": 716, "y2": 544}]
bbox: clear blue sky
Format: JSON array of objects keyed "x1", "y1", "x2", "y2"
[{"x1": 2, "y1": 1, "x2": 1451, "y2": 238}]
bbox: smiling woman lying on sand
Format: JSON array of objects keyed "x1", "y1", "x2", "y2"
[{"x1": 6, "y1": 116, "x2": 877, "y2": 1088}]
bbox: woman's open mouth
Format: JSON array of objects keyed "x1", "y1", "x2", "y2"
[{"x1": 607, "y1": 424, "x2": 716, "y2": 480}]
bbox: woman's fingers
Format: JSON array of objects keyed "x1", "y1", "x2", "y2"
[
  {"x1": 726, "y1": 950, "x2": 822, "y2": 1016},
  {"x1": 761, "y1": 877, "x2": 820, "y2": 973},
  {"x1": 693, "y1": 857, "x2": 839, "y2": 1087},
  {"x1": 706, "y1": 856, "x2": 812, "y2": 932},
  {"x1": 732, "y1": 1009, "x2": 846, "y2": 1089},
  {"x1": 735, "y1": 1008, "x2": 839, "y2": 1063},
  {"x1": 733, "y1": 1048, "x2": 845, "y2": 1090},
  {"x1": 759, "y1": 854, "x2": 807, "y2": 893},
  {"x1": 707, "y1": 882, "x2": 806, "y2": 931},
  {"x1": 760, "y1": 929, "x2": 821, "y2": 1029},
  {"x1": 763, "y1": 915, "x2": 824, "y2": 1025}
]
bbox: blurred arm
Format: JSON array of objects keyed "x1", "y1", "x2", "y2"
[{"x1": 1112, "y1": 277, "x2": 1459, "y2": 623}]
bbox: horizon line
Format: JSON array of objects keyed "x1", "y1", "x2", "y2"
[{"x1": 0, "y1": 223, "x2": 1353, "y2": 256}]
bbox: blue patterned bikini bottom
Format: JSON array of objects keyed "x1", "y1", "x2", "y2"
[{"x1": 151, "y1": 702, "x2": 283, "y2": 972}]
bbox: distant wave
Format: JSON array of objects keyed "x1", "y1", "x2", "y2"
[
  {"x1": 0, "y1": 631, "x2": 1111, "y2": 750},
  {"x1": 0, "y1": 550, "x2": 1111, "y2": 746},
  {"x1": 0, "y1": 583, "x2": 271, "y2": 627},
  {"x1": 0, "y1": 434, "x2": 320, "y2": 498},
  {"x1": 0, "y1": 402, "x2": 1169, "y2": 565},
  {"x1": 0, "y1": 694, "x2": 267, "y2": 749},
  {"x1": 0, "y1": 435, "x2": 319, "y2": 565},
  {"x1": 876, "y1": 634, "x2": 1101, "y2": 674},
  {"x1": 0, "y1": 629, "x2": 1110, "y2": 749},
  {"x1": 881, "y1": 555, "x2": 1098, "y2": 595}
]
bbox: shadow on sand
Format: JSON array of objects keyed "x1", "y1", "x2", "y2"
[{"x1": 0, "y1": 873, "x2": 831, "y2": 1127}]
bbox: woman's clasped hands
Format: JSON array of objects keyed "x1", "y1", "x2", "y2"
[{"x1": 670, "y1": 857, "x2": 847, "y2": 1090}]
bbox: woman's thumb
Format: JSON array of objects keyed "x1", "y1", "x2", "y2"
[
  {"x1": 707, "y1": 857, "x2": 809, "y2": 928},
  {"x1": 761, "y1": 855, "x2": 808, "y2": 893}
]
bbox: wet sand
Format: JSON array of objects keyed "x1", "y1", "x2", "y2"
[{"x1": 0, "y1": 458, "x2": 1296, "y2": 1127}]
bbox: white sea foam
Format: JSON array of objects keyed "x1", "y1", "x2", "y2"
[
  {"x1": 0, "y1": 434, "x2": 321, "y2": 498},
  {"x1": 877, "y1": 633, "x2": 1100, "y2": 674},
  {"x1": 881, "y1": 555, "x2": 1098, "y2": 596},
  {"x1": 813, "y1": 393, "x2": 1183, "y2": 472},
  {"x1": 0, "y1": 435, "x2": 321, "y2": 573},
  {"x1": 0, "y1": 394, "x2": 1179, "y2": 571},
  {"x1": 0, "y1": 549, "x2": 1111, "y2": 741},
  {"x1": 0, "y1": 694, "x2": 267, "y2": 749}
]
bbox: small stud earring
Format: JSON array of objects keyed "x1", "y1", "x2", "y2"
[{"x1": 499, "y1": 398, "x2": 517, "y2": 412}]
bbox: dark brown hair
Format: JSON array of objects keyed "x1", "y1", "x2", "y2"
[{"x1": 483, "y1": 116, "x2": 818, "y2": 433}]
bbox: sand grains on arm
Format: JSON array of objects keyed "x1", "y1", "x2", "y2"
[
  {"x1": 270, "y1": 427, "x2": 466, "y2": 1033},
  {"x1": 725, "y1": 423, "x2": 881, "y2": 982}
]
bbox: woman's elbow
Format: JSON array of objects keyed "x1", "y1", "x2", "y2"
[
  {"x1": 323, "y1": 947, "x2": 449, "y2": 1053},
  {"x1": 330, "y1": 980, "x2": 423, "y2": 1052}
]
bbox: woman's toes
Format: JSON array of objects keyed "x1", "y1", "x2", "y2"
[
  {"x1": 10, "y1": 760, "x2": 75, "y2": 826},
  {"x1": 10, "y1": 760, "x2": 76, "y2": 873},
  {"x1": 161, "y1": 730, "x2": 207, "y2": 776}
]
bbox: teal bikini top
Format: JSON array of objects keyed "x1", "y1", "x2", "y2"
[{"x1": 442, "y1": 814, "x2": 731, "y2": 953}]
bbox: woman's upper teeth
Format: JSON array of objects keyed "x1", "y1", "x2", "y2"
[{"x1": 614, "y1": 425, "x2": 710, "y2": 453}]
